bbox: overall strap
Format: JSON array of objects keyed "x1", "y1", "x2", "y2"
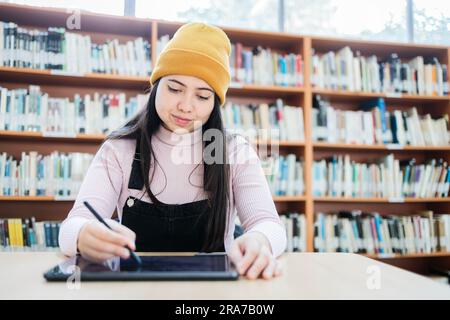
[{"x1": 128, "y1": 136, "x2": 145, "y2": 190}]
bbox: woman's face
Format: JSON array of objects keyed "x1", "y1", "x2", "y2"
[{"x1": 155, "y1": 75, "x2": 215, "y2": 133}]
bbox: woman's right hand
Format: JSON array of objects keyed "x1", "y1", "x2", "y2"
[{"x1": 77, "y1": 219, "x2": 136, "y2": 263}]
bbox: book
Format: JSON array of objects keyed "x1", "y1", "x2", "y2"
[
  {"x1": 280, "y1": 212, "x2": 306, "y2": 252},
  {"x1": 311, "y1": 46, "x2": 448, "y2": 96},
  {"x1": 0, "y1": 85, "x2": 148, "y2": 135},
  {"x1": 0, "y1": 217, "x2": 61, "y2": 251},
  {"x1": 229, "y1": 42, "x2": 303, "y2": 87},
  {"x1": 314, "y1": 211, "x2": 450, "y2": 255},
  {"x1": 0, "y1": 151, "x2": 93, "y2": 197},
  {"x1": 312, "y1": 95, "x2": 450, "y2": 146},
  {"x1": 0, "y1": 21, "x2": 151, "y2": 76},
  {"x1": 260, "y1": 154, "x2": 304, "y2": 196},
  {"x1": 313, "y1": 154, "x2": 450, "y2": 198},
  {"x1": 221, "y1": 99, "x2": 304, "y2": 142}
]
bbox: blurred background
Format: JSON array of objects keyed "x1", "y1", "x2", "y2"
[{"x1": 2, "y1": 0, "x2": 450, "y2": 45}]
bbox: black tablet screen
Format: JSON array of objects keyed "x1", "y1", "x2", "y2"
[
  {"x1": 44, "y1": 253, "x2": 239, "y2": 281},
  {"x1": 81, "y1": 254, "x2": 232, "y2": 272}
]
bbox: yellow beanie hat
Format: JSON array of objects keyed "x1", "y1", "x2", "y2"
[{"x1": 150, "y1": 22, "x2": 231, "y2": 105}]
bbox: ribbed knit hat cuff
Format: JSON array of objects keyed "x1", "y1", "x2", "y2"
[{"x1": 150, "y1": 49, "x2": 230, "y2": 105}]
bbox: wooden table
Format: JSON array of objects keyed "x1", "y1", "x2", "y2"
[{"x1": 1, "y1": 252, "x2": 449, "y2": 299}]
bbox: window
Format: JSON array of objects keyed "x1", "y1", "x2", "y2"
[
  {"x1": 136, "y1": 0, "x2": 279, "y2": 32},
  {"x1": 285, "y1": 0, "x2": 407, "y2": 42},
  {"x1": 4, "y1": 0, "x2": 450, "y2": 45},
  {"x1": 413, "y1": 0, "x2": 450, "y2": 45},
  {"x1": 1, "y1": 0, "x2": 125, "y2": 16}
]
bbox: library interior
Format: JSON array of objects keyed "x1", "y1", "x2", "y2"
[{"x1": 0, "y1": 0, "x2": 450, "y2": 301}]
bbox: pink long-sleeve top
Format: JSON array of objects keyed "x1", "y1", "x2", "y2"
[{"x1": 59, "y1": 124, "x2": 287, "y2": 257}]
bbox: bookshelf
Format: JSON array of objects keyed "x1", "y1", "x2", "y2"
[
  {"x1": 313, "y1": 142, "x2": 450, "y2": 151},
  {"x1": 310, "y1": 36, "x2": 450, "y2": 274},
  {"x1": 0, "y1": 66, "x2": 150, "y2": 89},
  {"x1": 1, "y1": 2, "x2": 449, "y2": 275}
]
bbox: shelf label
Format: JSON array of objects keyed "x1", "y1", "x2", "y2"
[
  {"x1": 50, "y1": 70, "x2": 84, "y2": 77},
  {"x1": 376, "y1": 253, "x2": 396, "y2": 258},
  {"x1": 386, "y1": 144, "x2": 404, "y2": 150},
  {"x1": 385, "y1": 92, "x2": 402, "y2": 98},
  {"x1": 43, "y1": 132, "x2": 77, "y2": 138},
  {"x1": 54, "y1": 196, "x2": 76, "y2": 201},
  {"x1": 229, "y1": 82, "x2": 244, "y2": 89},
  {"x1": 388, "y1": 197, "x2": 405, "y2": 203}
]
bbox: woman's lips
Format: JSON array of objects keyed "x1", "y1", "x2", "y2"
[{"x1": 172, "y1": 114, "x2": 192, "y2": 126}]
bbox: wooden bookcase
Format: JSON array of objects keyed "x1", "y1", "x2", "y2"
[{"x1": 1, "y1": 3, "x2": 449, "y2": 275}]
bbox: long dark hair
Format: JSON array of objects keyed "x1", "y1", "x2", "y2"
[{"x1": 107, "y1": 79, "x2": 230, "y2": 252}]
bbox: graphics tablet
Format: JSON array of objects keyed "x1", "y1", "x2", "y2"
[{"x1": 44, "y1": 253, "x2": 239, "y2": 281}]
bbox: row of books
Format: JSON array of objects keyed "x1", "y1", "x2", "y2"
[
  {"x1": 0, "y1": 151, "x2": 93, "y2": 197},
  {"x1": 313, "y1": 95, "x2": 450, "y2": 146},
  {"x1": 280, "y1": 212, "x2": 306, "y2": 252},
  {"x1": 221, "y1": 99, "x2": 304, "y2": 142},
  {"x1": 156, "y1": 35, "x2": 170, "y2": 62},
  {"x1": 2, "y1": 84, "x2": 448, "y2": 147},
  {"x1": 0, "y1": 21, "x2": 152, "y2": 76},
  {"x1": 158, "y1": 35, "x2": 305, "y2": 87},
  {"x1": 314, "y1": 211, "x2": 450, "y2": 255},
  {"x1": 313, "y1": 154, "x2": 450, "y2": 198},
  {"x1": 0, "y1": 85, "x2": 147, "y2": 135},
  {"x1": 311, "y1": 47, "x2": 449, "y2": 96},
  {"x1": 0, "y1": 217, "x2": 61, "y2": 250},
  {"x1": 230, "y1": 43, "x2": 303, "y2": 87},
  {"x1": 261, "y1": 154, "x2": 304, "y2": 196}
]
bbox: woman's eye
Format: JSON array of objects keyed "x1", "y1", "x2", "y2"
[
  {"x1": 168, "y1": 86, "x2": 181, "y2": 93},
  {"x1": 198, "y1": 96, "x2": 209, "y2": 101}
]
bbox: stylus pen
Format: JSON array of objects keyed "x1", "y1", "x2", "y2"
[{"x1": 83, "y1": 201, "x2": 142, "y2": 266}]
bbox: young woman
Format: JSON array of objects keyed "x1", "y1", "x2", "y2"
[{"x1": 59, "y1": 22, "x2": 287, "y2": 280}]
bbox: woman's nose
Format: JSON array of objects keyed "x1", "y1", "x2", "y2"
[{"x1": 177, "y1": 96, "x2": 194, "y2": 113}]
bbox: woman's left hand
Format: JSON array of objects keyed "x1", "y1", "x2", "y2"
[{"x1": 228, "y1": 232, "x2": 282, "y2": 280}]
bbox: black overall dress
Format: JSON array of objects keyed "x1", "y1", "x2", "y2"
[{"x1": 120, "y1": 138, "x2": 225, "y2": 253}]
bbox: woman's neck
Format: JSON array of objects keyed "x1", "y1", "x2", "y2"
[{"x1": 155, "y1": 123, "x2": 203, "y2": 146}]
